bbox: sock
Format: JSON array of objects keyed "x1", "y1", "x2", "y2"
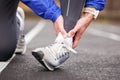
[{"x1": 55, "y1": 32, "x2": 73, "y2": 47}]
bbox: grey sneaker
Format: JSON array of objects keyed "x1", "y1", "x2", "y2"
[
  {"x1": 32, "y1": 41, "x2": 77, "y2": 71},
  {"x1": 15, "y1": 7, "x2": 26, "y2": 54}
]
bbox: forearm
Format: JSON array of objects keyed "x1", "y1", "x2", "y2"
[{"x1": 75, "y1": 12, "x2": 94, "y2": 31}]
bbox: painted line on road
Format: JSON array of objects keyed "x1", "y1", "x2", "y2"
[
  {"x1": 25, "y1": 20, "x2": 46, "y2": 45},
  {"x1": 0, "y1": 54, "x2": 15, "y2": 73},
  {"x1": 87, "y1": 28, "x2": 120, "y2": 41},
  {"x1": 0, "y1": 20, "x2": 46, "y2": 74}
]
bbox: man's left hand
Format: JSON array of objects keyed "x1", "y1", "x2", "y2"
[{"x1": 68, "y1": 12, "x2": 94, "y2": 48}]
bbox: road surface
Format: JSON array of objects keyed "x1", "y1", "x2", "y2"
[{"x1": 0, "y1": 19, "x2": 120, "y2": 80}]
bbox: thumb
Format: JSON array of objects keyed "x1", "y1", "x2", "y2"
[
  {"x1": 68, "y1": 26, "x2": 79, "y2": 37},
  {"x1": 68, "y1": 30, "x2": 75, "y2": 37}
]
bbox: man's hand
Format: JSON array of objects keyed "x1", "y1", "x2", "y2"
[
  {"x1": 53, "y1": 15, "x2": 67, "y2": 38},
  {"x1": 68, "y1": 12, "x2": 94, "y2": 48}
]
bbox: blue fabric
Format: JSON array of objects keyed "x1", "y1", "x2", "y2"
[
  {"x1": 21, "y1": 0, "x2": 61, "y2": 22},
  {"x1": 21, "y1": 0, "x2": 106, "y2": 22},
  {"x1": 85, "y1": 0, "x2": 106, "y2": 11}
]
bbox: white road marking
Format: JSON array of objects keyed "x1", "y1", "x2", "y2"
[
  {"x1": 0, "y1": 54, "x2": 15, "y2": 73},
  {"x1": 25, "y1": 20, "x2": 46, "y2": 45},
  {"x1": 87, "y1": 28, "x2": 120, "y2": 41},
  {"x1": 0, "y1": 20, "x2": 46, "y2": 74}
]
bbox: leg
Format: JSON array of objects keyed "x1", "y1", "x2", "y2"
[
  {"x1": 60, "y1": 0, "x2": 85, "y2": 32},
  {"x1": 56, "y1": 0, "x2": 85, "y2": 47},
  {"x1": 15, "y1": 7, "x2": 26, "y2": 54},
  {"x1": 0, "y1": 0, "x2": 19, "y2": 61},
  {"x1": 0, "y1": 19, "x2": 18, "y2": 61}
]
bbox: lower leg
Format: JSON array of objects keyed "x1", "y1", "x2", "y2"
[
  {"x1": 60, "y1": 0, "x2": 85, "y2": 32},
  {"x1": 0, "y1": 44, "x2": 17, "y2": 61},
  {"x1": 15, "y1": 7, "x2": 26, "y2": 54},
  {"x1": 56, "y1": 0, "x2": 85, "y2": 47},
  {"x1": 0, "y1": 23, "x2": 18, "y2": 61},
  {"x1": 0, "y1": 8, "x2": 21, "y2": 61}
]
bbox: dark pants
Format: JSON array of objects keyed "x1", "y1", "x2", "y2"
[
  {"x1": 60, "y1": 0, "x2": 85, "y2": 32},
  {"x1": 0, "y1": 0, "x2": 19, "y2": 61},
  {"x1": 0, "y1": 0, "x2": 85, "y2": 61}
]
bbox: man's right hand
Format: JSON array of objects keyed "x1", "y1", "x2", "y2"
[{"x1": 53, "y1": 15, "x2": 67, "y2": 38}]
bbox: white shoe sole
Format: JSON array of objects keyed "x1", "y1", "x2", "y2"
[
  {"x1": 32, "y1": 51, "x2": 56, "y2": 71},
  {"x1": 15, "y1": 44, "x2": 27, "y2": 54}
]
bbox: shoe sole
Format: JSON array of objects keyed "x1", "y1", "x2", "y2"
[
  {"x1": 15, "y1": 44, "x2": 27, "y2": 54},
  {"x1": 32, "y1": 51, "x2": 55, "y2": 71}
]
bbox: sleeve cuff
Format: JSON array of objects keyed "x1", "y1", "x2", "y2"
[{"x1": 85, "y1": 2, "x2": 105, "y2": 11}]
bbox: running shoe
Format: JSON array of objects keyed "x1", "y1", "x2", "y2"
[
  {"x1": 32, "y1": 41, "x2": 77, "y2": 71},
  {"x1": 15, "y1": 7, "x2": 26, "y2": 54}
]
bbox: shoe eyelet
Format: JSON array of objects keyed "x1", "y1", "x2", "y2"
[
  {"x1": 62, "y1": 54, "x2": 64, "y2": 57},
  {"x1": 59, "y1": 56, "x2": 61, "y2": 58},
  {"x1": 65, "y1": 53, "x2": 67, "y2": 55},
  {"x1": 66, "y1": 52, "x2": 69, "y2": 55}
]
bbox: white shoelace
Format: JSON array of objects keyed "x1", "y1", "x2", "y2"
[{"x1": 46, "y1": 42, "x2": 77, "y2": 59}]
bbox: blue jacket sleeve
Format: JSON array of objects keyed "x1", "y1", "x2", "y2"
[
  {"x1": 21, "y1": 0, "x2": 61, "y2": 22},
  {"x1": 85, "y1": 0, "x2": 106, "y2": 11}
]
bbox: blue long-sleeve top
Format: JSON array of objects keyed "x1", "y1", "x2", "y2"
[
  {"x1": 85, "y1": 0, "x2": 106, "y2": 11},
  {"x1": 21, "y1": 0, "x2": 106, "y2": 22}
]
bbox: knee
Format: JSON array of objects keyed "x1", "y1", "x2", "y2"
[{"x1": 0, "y1": 43, "x2": 17, "y2": 61}]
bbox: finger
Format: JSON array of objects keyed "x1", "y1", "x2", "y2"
[
  {"x1": 72, "y1": 31, "x2": 81, "y2": 48},
  {"x1": 68, "y1": 30, "x2": 75, "y2": 37},
  {"x1": 72, "y1": 37, "x2": 79, "y2": 48},
  {"x1": 68, "y1": 26, "x2": 80, "y2": 37},
  {"x1": 72, "y1": 39, "x2": 79, "y2": 48}
]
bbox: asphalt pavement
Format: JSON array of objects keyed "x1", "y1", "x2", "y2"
[{"x1": 0, "y1": 19, "x2": 120, "y2": 80}]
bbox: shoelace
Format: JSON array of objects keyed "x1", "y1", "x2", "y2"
[
  {"x1": 17, "y1": 34, "x2": 25, "y2": 47},
  {"x1": 46, "y1": 42, "x2": 77, "y2": 60}
]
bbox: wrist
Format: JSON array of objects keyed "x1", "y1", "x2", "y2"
[
  {"x1": 82, "y1": 12, "x2": 94, "y2": 20},
  {"x1": 83, "y1": 7, "x2": 99, "y2": 19}
]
